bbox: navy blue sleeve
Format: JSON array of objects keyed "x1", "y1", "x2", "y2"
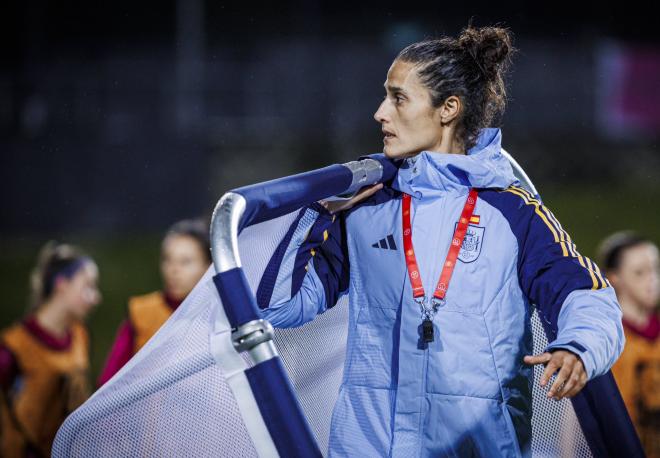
[
  {"x1": 480, "y1": 186, "x2": 623, "y2": 378},
  {"x1": 304, "y1": 206, "x2": 350, "y2": 310},
  {"x1": 480, "y1": 186, "x2": 609, "y2": 327}
]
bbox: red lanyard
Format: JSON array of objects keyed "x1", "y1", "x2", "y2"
[{"x1": 402, "y1": 189, "x2": 478, "y2": 305}]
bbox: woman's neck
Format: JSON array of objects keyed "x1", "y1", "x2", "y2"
[
  {"x1": 34, "y1": 300, "x2": 73, "y2": 339},
  {"x1": 433, "y1": 128, "x2": 465, "y2": 155},
  {"x1": 619, "y1": 295, "x2": 653, "y2": 328}
]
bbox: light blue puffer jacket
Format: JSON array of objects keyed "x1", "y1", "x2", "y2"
[{"x1": 256, "y1": 128, "x2": 624, "y2": 457}]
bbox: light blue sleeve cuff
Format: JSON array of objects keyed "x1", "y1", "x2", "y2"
[{"x1": 545, "y1": 287, "x2": 625, "y2": 380}]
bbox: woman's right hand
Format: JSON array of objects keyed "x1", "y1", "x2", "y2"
[{"x1": 319, "y1": 183, "x2": 384, "y2": 215}]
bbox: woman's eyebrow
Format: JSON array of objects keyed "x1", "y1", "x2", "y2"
[{"x1": 384, "y1": 84, "x2": 405, "y2": 94}]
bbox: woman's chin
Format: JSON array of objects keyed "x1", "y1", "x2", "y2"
[
  {"x1": 384, "y1": 148, "x2": 419, "y2": 160},
  {"x1": 383, "y1": 147, "x2": 405, "y2": 159},
  {"x1": 641, "y1": 298, "x2": 660, "y2": 312}
]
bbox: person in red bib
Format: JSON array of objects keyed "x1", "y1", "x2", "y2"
[
  {"x1": 97, "y1": 219, "x2": 211, "y2": 386},
  {"x1": 600, "y1": 232, "x2": 660, "y2": 457},
  {"x1": 0, "y1": 242, "x2": 100, "y2": 458}
]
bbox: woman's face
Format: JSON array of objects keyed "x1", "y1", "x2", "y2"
[
  {"x1": 160, "y1": 235, "x2": 209, "y2": 301},
  {"x1": 58, "y1": 262, "x2": 101, "y2": 320},
  {"x1": 611, "y1": 243, "x2": 660, "y2": 312},
  {"x1": 374, "y1": 60, "x2": 445, "y2": 159}
]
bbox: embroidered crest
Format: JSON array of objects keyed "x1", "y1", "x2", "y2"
[{"x1": 454, "y1": 223, "x2": 485, "y2": 263}]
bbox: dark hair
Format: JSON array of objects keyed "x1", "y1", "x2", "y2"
[
  {"x1": 164, "y1": 218, "x2": 212, "y2": 264},
  {"x1": 596, "y1": 231, "x2": 654, "y2": 271},
  {"x1": 30, "y1": 242, "x2": 92, "y2": 309},
  {"x1": 396, "y1": 25, "x2": 514, "y2": 150}
]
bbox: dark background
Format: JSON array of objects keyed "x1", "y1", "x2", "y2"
[{"x1": 1, "y1": 1, "x2": 658, "y2": 379}]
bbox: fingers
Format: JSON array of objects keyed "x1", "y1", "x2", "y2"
[
  {"x1": 523, "y1": 353, "x2": 552, "y2": 366},
  {"x1": 532, "y1": 351, "x2": 587, "y2": 400},
  {"x1": 328, "y1": 183, "x2": 383, "y2": 214},
  {"x1": 319, "y1": 200, "x2": 341, "y2": 215},
  {"x1": 524, "y1": 351, "x2": 588, "y2": 400},
  {"x1": 547, "y1": 359, "x2": 573, "y2": 399},
  {"x1": 539, "y1": 356, "x2": 559, "y2": 388},
  {"x1": 557, "y1": 358, "x2": 587, "y2": 399},
  {"x1": 523, "y1": 352, "x2": 556, "y2": 388},
  {"x1": 350, "y1": 183, "x2": 383, "y2": 203},
  {"x1": 563, "y1": 371, "x2": 588, "y2": 398},
  {"x1": 325, "y1": 183, "x2": 384, "y2": 214},
  {"x1": 556, "y1": 371, "x2": 578, "y2": 399}
]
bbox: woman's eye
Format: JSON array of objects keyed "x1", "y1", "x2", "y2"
[{"x1": 383, "y1": 94, "x2": 404, "y2": 103}]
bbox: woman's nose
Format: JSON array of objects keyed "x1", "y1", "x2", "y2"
[{"x1": 374, "y1": 100, "x2": 387, "y2": 123}]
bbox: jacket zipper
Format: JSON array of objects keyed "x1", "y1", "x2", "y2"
[{"x1": 416, "y1": 192, "x2": 446, "y2": 455}]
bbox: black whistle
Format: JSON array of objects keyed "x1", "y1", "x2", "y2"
[{"x1": 422, "y1": 319, "x2": 434, "y2": 343}]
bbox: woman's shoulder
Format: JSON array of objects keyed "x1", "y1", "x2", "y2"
[
  {"x1": 478, "y1": 185, "x2": 537, "y2": 207},
  {"x1": 476, "y1": 185, "x2": 571, "y2": 249},
  {"x1": 477, "y1": 185, "x2": 547, "y2": 223},
  {"x1": 0, "y1": 320, "x2": 30, "y2": 346},
  {"x1": 70, "y1": 321, "x2": 90, "y2": 344},
  {"x1": 128, "y1": 291, "x2": 166, "y2": 313},
  {"x1": 622, "y1": 314, "x2": 660, "y2": 347}
]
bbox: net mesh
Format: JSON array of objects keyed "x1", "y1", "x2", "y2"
[
  {"x1": 529, "y1": 310, "x2": 592, "y2": 458},
  {"x1": 53, "y1": 211, "x2": 593, "y2": 457}
]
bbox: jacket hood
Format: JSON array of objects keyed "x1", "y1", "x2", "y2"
[{"x1": 392, "y1": 128, "x2": 518, "y2": 198}]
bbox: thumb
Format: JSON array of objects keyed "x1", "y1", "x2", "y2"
[
  {"x1": 350, "y1": 183, "x2": 383, "y2": 202},
  {"x1": 524, "y1": 352, "x2": 552, "y2": 366},
  {"x1": 328, "y1": 183, "x2": 384, "y2": 214}
]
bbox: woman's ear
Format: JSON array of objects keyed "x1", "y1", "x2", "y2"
[
  {"x1": 439, "y1": 96, "x2": 462, "y2": 125},
  {"x1": 53, "y1": 275, "x2": 70, "y2": 294}
]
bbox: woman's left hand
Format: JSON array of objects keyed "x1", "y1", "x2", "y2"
[
  {"x1": 524, "y1": 350, "x2": 588, "y2": 401},
  {"x1": 320, "y1": 183, "x2": 384, "y2": 215}
]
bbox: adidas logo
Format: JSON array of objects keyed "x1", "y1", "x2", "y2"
[{"x1": 372, "y1": 234, "x2": 397, "y2": 251}]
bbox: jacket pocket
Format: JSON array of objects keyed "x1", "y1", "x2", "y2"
[
  {"x1": 344, "y1": 305, "x2": 399, "y2": 389},
  {"x1": 425, "y1": 310, "x2": 501, "y2": 399},
  {"x1": 422, "y1": 395, "x2": 524, "y2": 457}
]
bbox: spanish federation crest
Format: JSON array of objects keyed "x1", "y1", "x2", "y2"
[{"x1": 454, "y1": 223, "x2": 485, "y2": 263}]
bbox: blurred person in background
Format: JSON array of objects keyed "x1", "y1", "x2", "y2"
[
  {"x1": 0, "y1": 242, "x2": 100, "y2": 458},
  {"x1": 599, "y1": 232, "x2": 660, "y2": 457},
  {"x1": 97, "y1": 219, "x2": 211, "y2": 386}
]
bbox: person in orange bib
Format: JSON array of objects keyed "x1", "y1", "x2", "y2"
[
  {"x1": 599, "y1": 232, "x2": 660, "y2": 457},
  {"x1": 97, "y1": 219, "x2": 211, "y2": 386},
  {"x1": 0, "y1": 242, "x2": 100, "y2": 458}
]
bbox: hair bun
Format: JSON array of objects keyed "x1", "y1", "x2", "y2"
[{"x1": 458, "y1": 26, "x2": 513, "y2": 80}]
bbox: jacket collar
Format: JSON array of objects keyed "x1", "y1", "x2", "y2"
[{"x1": 392, "y1": 128, "x2": 517, "y2": 198}]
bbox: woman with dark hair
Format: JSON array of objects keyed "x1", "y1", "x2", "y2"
[
  {"x1": 98, "y1": 219, "x2": 211, "y2": 386},
  {"x1": 256, "y1": 26, "x2": 624, "y2": 456},
  {"x1": 599, "y1": 232, "x2": 659, "y2": 457},
  {"x1": 0, "y1": 242, "x2": 100, "y2": 458}
]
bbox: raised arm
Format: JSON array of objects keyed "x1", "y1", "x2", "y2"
[{"x1": 256, "y1": 202, "x2": 349, "y2": 328}]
